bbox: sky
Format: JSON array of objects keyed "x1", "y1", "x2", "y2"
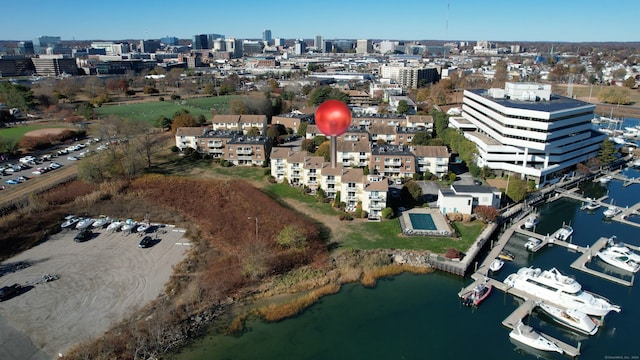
[{"x1": 2, "y1": 0, "x2": 638, "y2": 43}]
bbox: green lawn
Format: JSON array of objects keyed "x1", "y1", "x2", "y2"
[
  {"x1": 263, "y1": 183, "x2": 343, "y2": 217},
  {"x1": 0, "y1": 124, "x2": 68, "y2": 142},
  {"x1": 95, "y1": 95, "x2": 237, "y2": 124},
  {"x1": 342, "y1": 219, "x2": 484, "y2": 253}
]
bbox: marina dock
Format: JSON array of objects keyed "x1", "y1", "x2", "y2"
[{"x1": 570, "y1": 237, "x2": 637, "y2": 287}]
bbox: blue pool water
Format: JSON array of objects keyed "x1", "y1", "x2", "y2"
[{"x1": 408, "y1": 213, "x2": 437, "y2": 230}]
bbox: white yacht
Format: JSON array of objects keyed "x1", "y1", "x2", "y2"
[
  {"x1": 524, "y1": 214, "x2": 539, "y2": 229},
  {"x1": 599, "y1": 175, "x2": 613, "y2": 184},
  {"x1": 107, "y1": 220, "x2": 123, "y2": 232},
  {"x1": 537, "y1": 302, "x2": 599, "y2": 336},
  {"x1": 583, "y1": 198, "x2": 601, "y2": 211},
  {"x1": 596, "y1": 237, "x2": 640, "y2": 273},
  {"x1": 489, "y1": 258, "x2": 504, "y2": 272},
  {"x1": 508, "y1": 321, "x2": 563, "y2": 354},
  {"x1": 555, "y1": 225, "x2": 573, "y2": 241},
  {"x1": 503, "y1": 267, "x2": 621, "y2": 317},
  {"x1": 92, "y1": 216, "x2": 111, "y2": 228},
  {"x1": 121, "y1": 219, "x2": 137, "y2": 233},
  {"x1": 603, "y1": 206, "x2": 622, "y2": 218},
  {"x1": 524, "y1": 237, "x2": 542, "y2": 251}
]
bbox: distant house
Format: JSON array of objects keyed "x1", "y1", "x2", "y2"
[
  {"x1": 175, "y1": 127, "x2": 207, "y2": 151},
  {"x1": 412, "y1": 145, "x2": 450, "y2": 179},
  {"x1": 437, "y1": 184, "x2": 501, "y2": 215},
  {"x1": 211, "y1": 114, "x2": 267, "y2": 135}
]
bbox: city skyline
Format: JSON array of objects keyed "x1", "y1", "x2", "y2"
[{"x1": 2, "y1": 0, "x2": 639, "y2": 43}]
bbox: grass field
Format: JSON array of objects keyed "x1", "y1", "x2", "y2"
[
  {"x1": 342, "y1": 219, "x2": 484, "y2": 252},
  {"x1": 96, "y1": 95, "x2": 237, "y2": 124},
  {"x1": 0, "y1": 123, "x2": 68, "y2": 142}
]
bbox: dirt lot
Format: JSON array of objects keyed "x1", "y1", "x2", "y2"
[{"x1": 0, "y1": 223, "x2": 191, "y2": 359}]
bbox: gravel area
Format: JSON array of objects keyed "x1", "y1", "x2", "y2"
[{"x1": 0, "y1": 224, "x2": 190, "y2": 359}]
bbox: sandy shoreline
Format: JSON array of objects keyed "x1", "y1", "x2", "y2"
[{"x1": 0, "y1": 224, "x2": 190, "y2": 359}]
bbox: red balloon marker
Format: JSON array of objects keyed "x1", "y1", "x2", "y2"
[
  {"x1": 315, "y1": 100, "x2": 352, "y2": 136},
  {"x1": 315, "y1": 100, "x2": 352, "y2": 168}
]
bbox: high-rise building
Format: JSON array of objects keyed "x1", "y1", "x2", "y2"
[
  {"x1": 452, "y1": 82, "x2": 605, "y2": 185},
  {"x1": 356, "y1": 39, "x2": 372, "y2": 54},
  {"x1": 314, "y1": 35, "x2": 323, "y2": 49},
  {"x1": 274, "y1": 38, "x2": 284, "y2": 47},
  {"x1": 207, "y1": 34, "x2": 224, "y2": 48},
  {"x1": 379, "y1": 64, "x2": 440, "y2": 89},
  {"x1": 262, "y1": 30, "x2": 272, "y2": 44},
  {"x1": 192, "y1": 34, "x2": 209, "y2": 50},
  {"x1": 225, "y1": 38, "x2": 243, "y2": 58},
  {"x1": 294, "y1": 40, "x2": 306, "y2": 55},
  {"x1": 140, "y1": 40, "x2": 161, "y2": 53},
  {"x1": 160, "y1": 37, "x2": 179, "y2": 46},
  {"x1": 17, "y1": 41, "x2": 34, "y2": 55},
  {"x1": 33, "y1": 36, "x2": 62, "y2": 54}
]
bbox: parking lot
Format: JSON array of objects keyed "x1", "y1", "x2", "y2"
[{"x1": 0, "y1": 223, "x2": 191, "y2": 359}]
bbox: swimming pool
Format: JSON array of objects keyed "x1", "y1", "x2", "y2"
[{"x1": 408, "y1": 213, "x2": 437, "y2": 231}]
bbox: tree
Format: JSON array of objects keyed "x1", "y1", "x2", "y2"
[
  {"x1": 300, "y1": 138, "x2": 315, "y2": 152},
  {"x1": 171, "y1": 113, "x2": 199, "y2": 134},
  {"x1": 624, "y1": 77, "x2": 636, "y2": 88},
  {"x1": 297, "y1": 122, "x2": 308, "y2": 137},
  {"x1": 411, "y1": 131, "x2": 430, "y2": 146},
  {"x1": 598, "y1": 86, "x2": 630, "y2": 105},
  {"x1": 315, "y1": 141, "x2": 331, "y2": 161},
  {"x1": 473, "y1": 205, "x2": 499, "y2": 223},
  {"x1": 246, "y1": 127, "x2": 260, "y2": 137},
  {"x1": 275, "y1": 225, "x2": 307, "y2": 249},
  {"x1": 106, "y1": 79, "x2": 129, "y2": 95},
  {"x1": 308, "y1": 86, "x2": 349, "y2": 106},
  {"x1": 506, "y1": 174, "x2": 528, "y2": 202},
  {"x1": 0, "y1": 82, "x2": 34, "y2": 111},
  {"x1": 396, "y1": 100, "x2": 410, "y2": 115},
  {"x1": 404, "y1": 180, "x2": 423, "y2": 204},
  {"x1": 597, "y1": 139, "x2": 617, "y2": 164}
]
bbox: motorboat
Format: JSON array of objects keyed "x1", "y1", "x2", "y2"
[
  {"x1": 489, "y1": 258, "x2": 505, "y2": 272},
  {"x1": 498, "y1": 251, "x2": 515, "y2": 262},
  {"x1": 508, "y1": 320, "x2": 563, "y2": 354},
  {"x1": 75, "y1": 218, "x2": 95, "y2": 230},
  {"x1": 596, "y1": 236, "x2": 640, "y2": 273},
  {"x1": 524, "y1": 237, "x2": 542, "y2": 251},
  {"x1": 555, "y1": 225, "x2": 573, "y2": 241},
  {"x1": 460, "y1": 281, "x2": 492, "y2": 307},
  {"x1": 603, "y1": 206, "x2": 622, "y2": 218},
  {"x1": 503, "y1": 267, "x2": 621, "y2": 317},
  {"x1": 537, "y1": 302, "x2": 599, "y2": 336},
  {"x1": 583, "y1": 198, "x2": 601, "y2": 211},
  {"x1": 106, "y1": 220, "x2": 123, "y2": 232},
  {"x1": 633, "y1": 158, "x2": 640, "y2": 168},
  {"x1": 61, "y1": 217, "x2": 80, "y2": 229},
  {"x1": 524, "y1": 214, "x2": 539, "y2": 229},
  {"x1": 92, "y1": 216, "x2": 112, "y2": 228},
  {"x1": 136, "y1": 221, "x2": 151, "y2": 233},
  {"x1": 598, "y1": 175, "x2": 613, "y2": 184},
  {"x1": 121, "y1": 219, "x2": 137, "y2": 233}
]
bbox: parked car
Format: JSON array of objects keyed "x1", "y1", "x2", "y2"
[
  {"x1": 67, "y1": 156, "x2": 79, "y2": 161},
  {"x1": 17, "y1": 176, "x2": 29, "y2": 182},
  {"x1": 74, "y1": 230, "x2": 92, "y2": 242},
  {"x1": 0, "y1": 284, "x2": 22, "y2": 301},
  {"x1": 138, "y1": 235, "x2": 153, "y2": 248},
  {"x1": 5, "y1": 179, "x2": 19, "y2": 185}
]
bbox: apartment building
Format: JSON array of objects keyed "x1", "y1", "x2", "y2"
[
  {"x1": 455, "y1": 82, "x2": 605, "y2": 185},
  {"x1": 176, "y1": 127, "x2": 271, "y2": 165},
  {"x1": 337, "y1": 140, "x2": 371, "y2": 167},
  {"x1": 211, "y1": 114, "x2": 267, "y2": 135},
  {"x1": 370, "y1": 144, "x2": 415, "y2": 179},
  {"x1": 412, "y1": 145, "x2": 450, "y2": 179},
  {"x1": 271, "y1": 112, "x2": 313, "y2": 133}
]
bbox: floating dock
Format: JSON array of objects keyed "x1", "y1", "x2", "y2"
[{"x1": 570, "y1": 237, "x2": 637, "y2": 287}]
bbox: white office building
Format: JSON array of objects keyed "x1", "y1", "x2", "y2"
[{"x1": 457, "y1": 82, "x2": 605, "y2": 186}]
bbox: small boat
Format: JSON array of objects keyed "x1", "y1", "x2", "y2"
[
  {"x1": 498, "y1": 251, "x2": 515, "y2": 262},
  {"x1": 633, "y1": 159, "x2": 640, "y2": 168},
  {"x1": 92, "y1": 216, "x2": 112, "y2": 228},
  {"x1": 107, "y1": 220, "x2": 123, "y2": 232},
  {"x1": 460, "y1": 281, "x2": 492, "y2": 306},
  {"x1": 121, "y1": 219, "x2": 137, "y2": 232},
  {"x1": 508, "y1": 321, "x2": 563, "y2": 354},
  {"x1": 555, "y1": 225, "x2": 573, "y2": 241},
  {"x1": 603, "y1": 206, "x2": 622, "y2": 218},
  {"x1": 524, "y1": 237, "x2": 542, "y2": 251},
  {"x1": 537, "y1": 302, "x2": 599, "y2": 336},
  {"x1": 490, "y1": 258, "x2": 504, "y2": 272},
  {"x1": 136, "y1": 221, "x2": 151, "y2": 233},
  {"x1": 583, "y1": 198, "x2": 601, "y2": 211},
  {"x1": 75, "y1": 218, "x2": 95, "y2": 230},
  {"x1": 596, "y1": 236, "x2": 640, "y2": 273},
  {"x1": 61, "y1": 217, "x2": 80, "y2": 229},
  {"x1": 523, "y1": 215, "x2": 539, "y2": 229},
  {"x1": 598, "y1": 175, "x2": 613, "y2": 184}
]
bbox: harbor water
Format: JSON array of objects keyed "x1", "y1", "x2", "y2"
[{"x1": 174, "y1": 131, "x2": 640, "y2": 360}]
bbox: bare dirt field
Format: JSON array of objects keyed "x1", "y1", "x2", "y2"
[
  {"x1": 0, "y1": 223, "x2": 191, "y2": 360},
  {"x1": 23, "y1": 128, "x2": 68, "y2": 137}
]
